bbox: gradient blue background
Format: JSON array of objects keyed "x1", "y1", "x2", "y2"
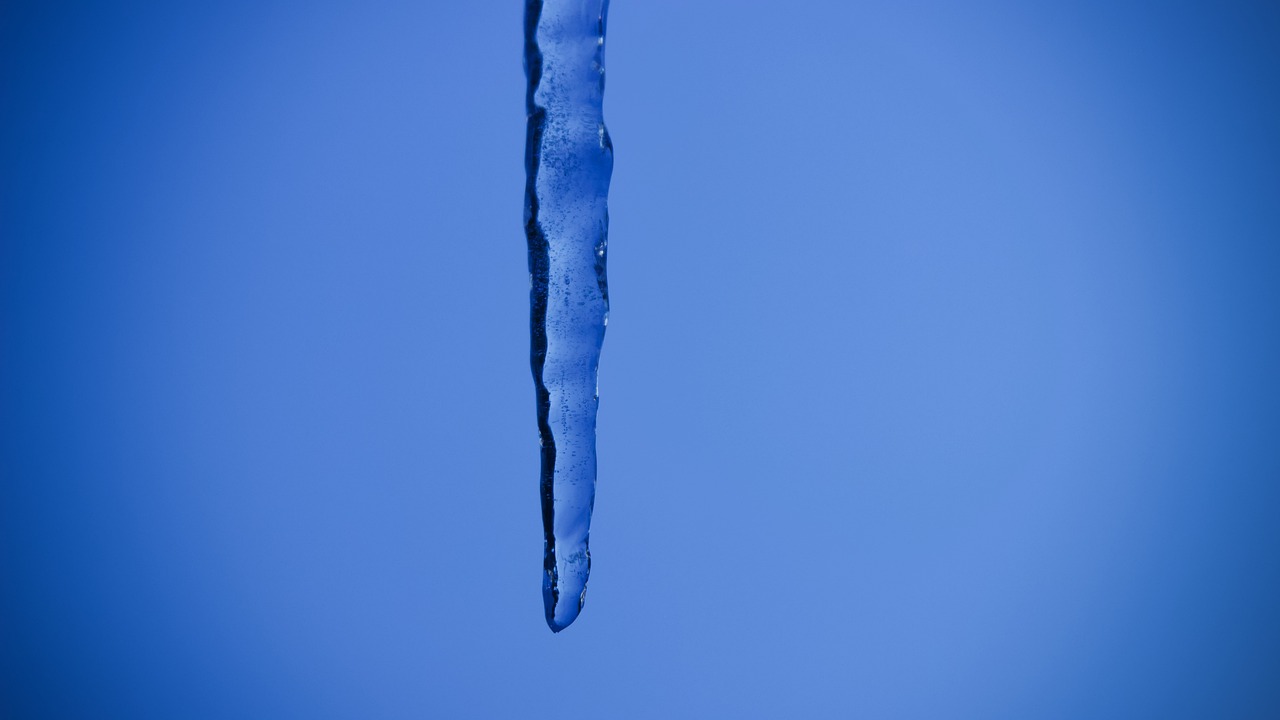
[{"x1": 3, "y1": 1, "x2": 1279, "y2": 717}]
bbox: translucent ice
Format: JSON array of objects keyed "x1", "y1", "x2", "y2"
[{"x1": 523, "y1": 0, "x2": 612, "y2": 632}]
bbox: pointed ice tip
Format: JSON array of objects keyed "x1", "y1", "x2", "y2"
[
  {"x1": 545, "y1": 597, "x2": 583, "y2": 633},
  {"x1": 543, "y1": 551, "x2": 590, "y2": 632}
]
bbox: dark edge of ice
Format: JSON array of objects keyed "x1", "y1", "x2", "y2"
[{"x1": 522, "y1": 0, "x2": 563, "y2": 633}]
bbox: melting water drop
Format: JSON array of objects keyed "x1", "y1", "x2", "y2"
[{"x1": 523, "y1": 0, "x2": 613, "y2": 632}]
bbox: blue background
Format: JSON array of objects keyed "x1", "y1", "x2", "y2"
[{"x1": 3, "y1": 1, "x2": 1279, "y2": 717}]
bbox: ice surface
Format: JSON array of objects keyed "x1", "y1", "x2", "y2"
[{"x1": 523, "y1": 0, "x2": 612, "y2": 632}]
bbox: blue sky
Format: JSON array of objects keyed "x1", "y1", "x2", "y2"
[{"x1": 3, "y1": 1, "x2": 1279, "y2": 718}]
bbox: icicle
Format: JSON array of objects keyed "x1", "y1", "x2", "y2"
[{"x1": 523, "y1": 0, "x2": 613, "y2": 632}]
